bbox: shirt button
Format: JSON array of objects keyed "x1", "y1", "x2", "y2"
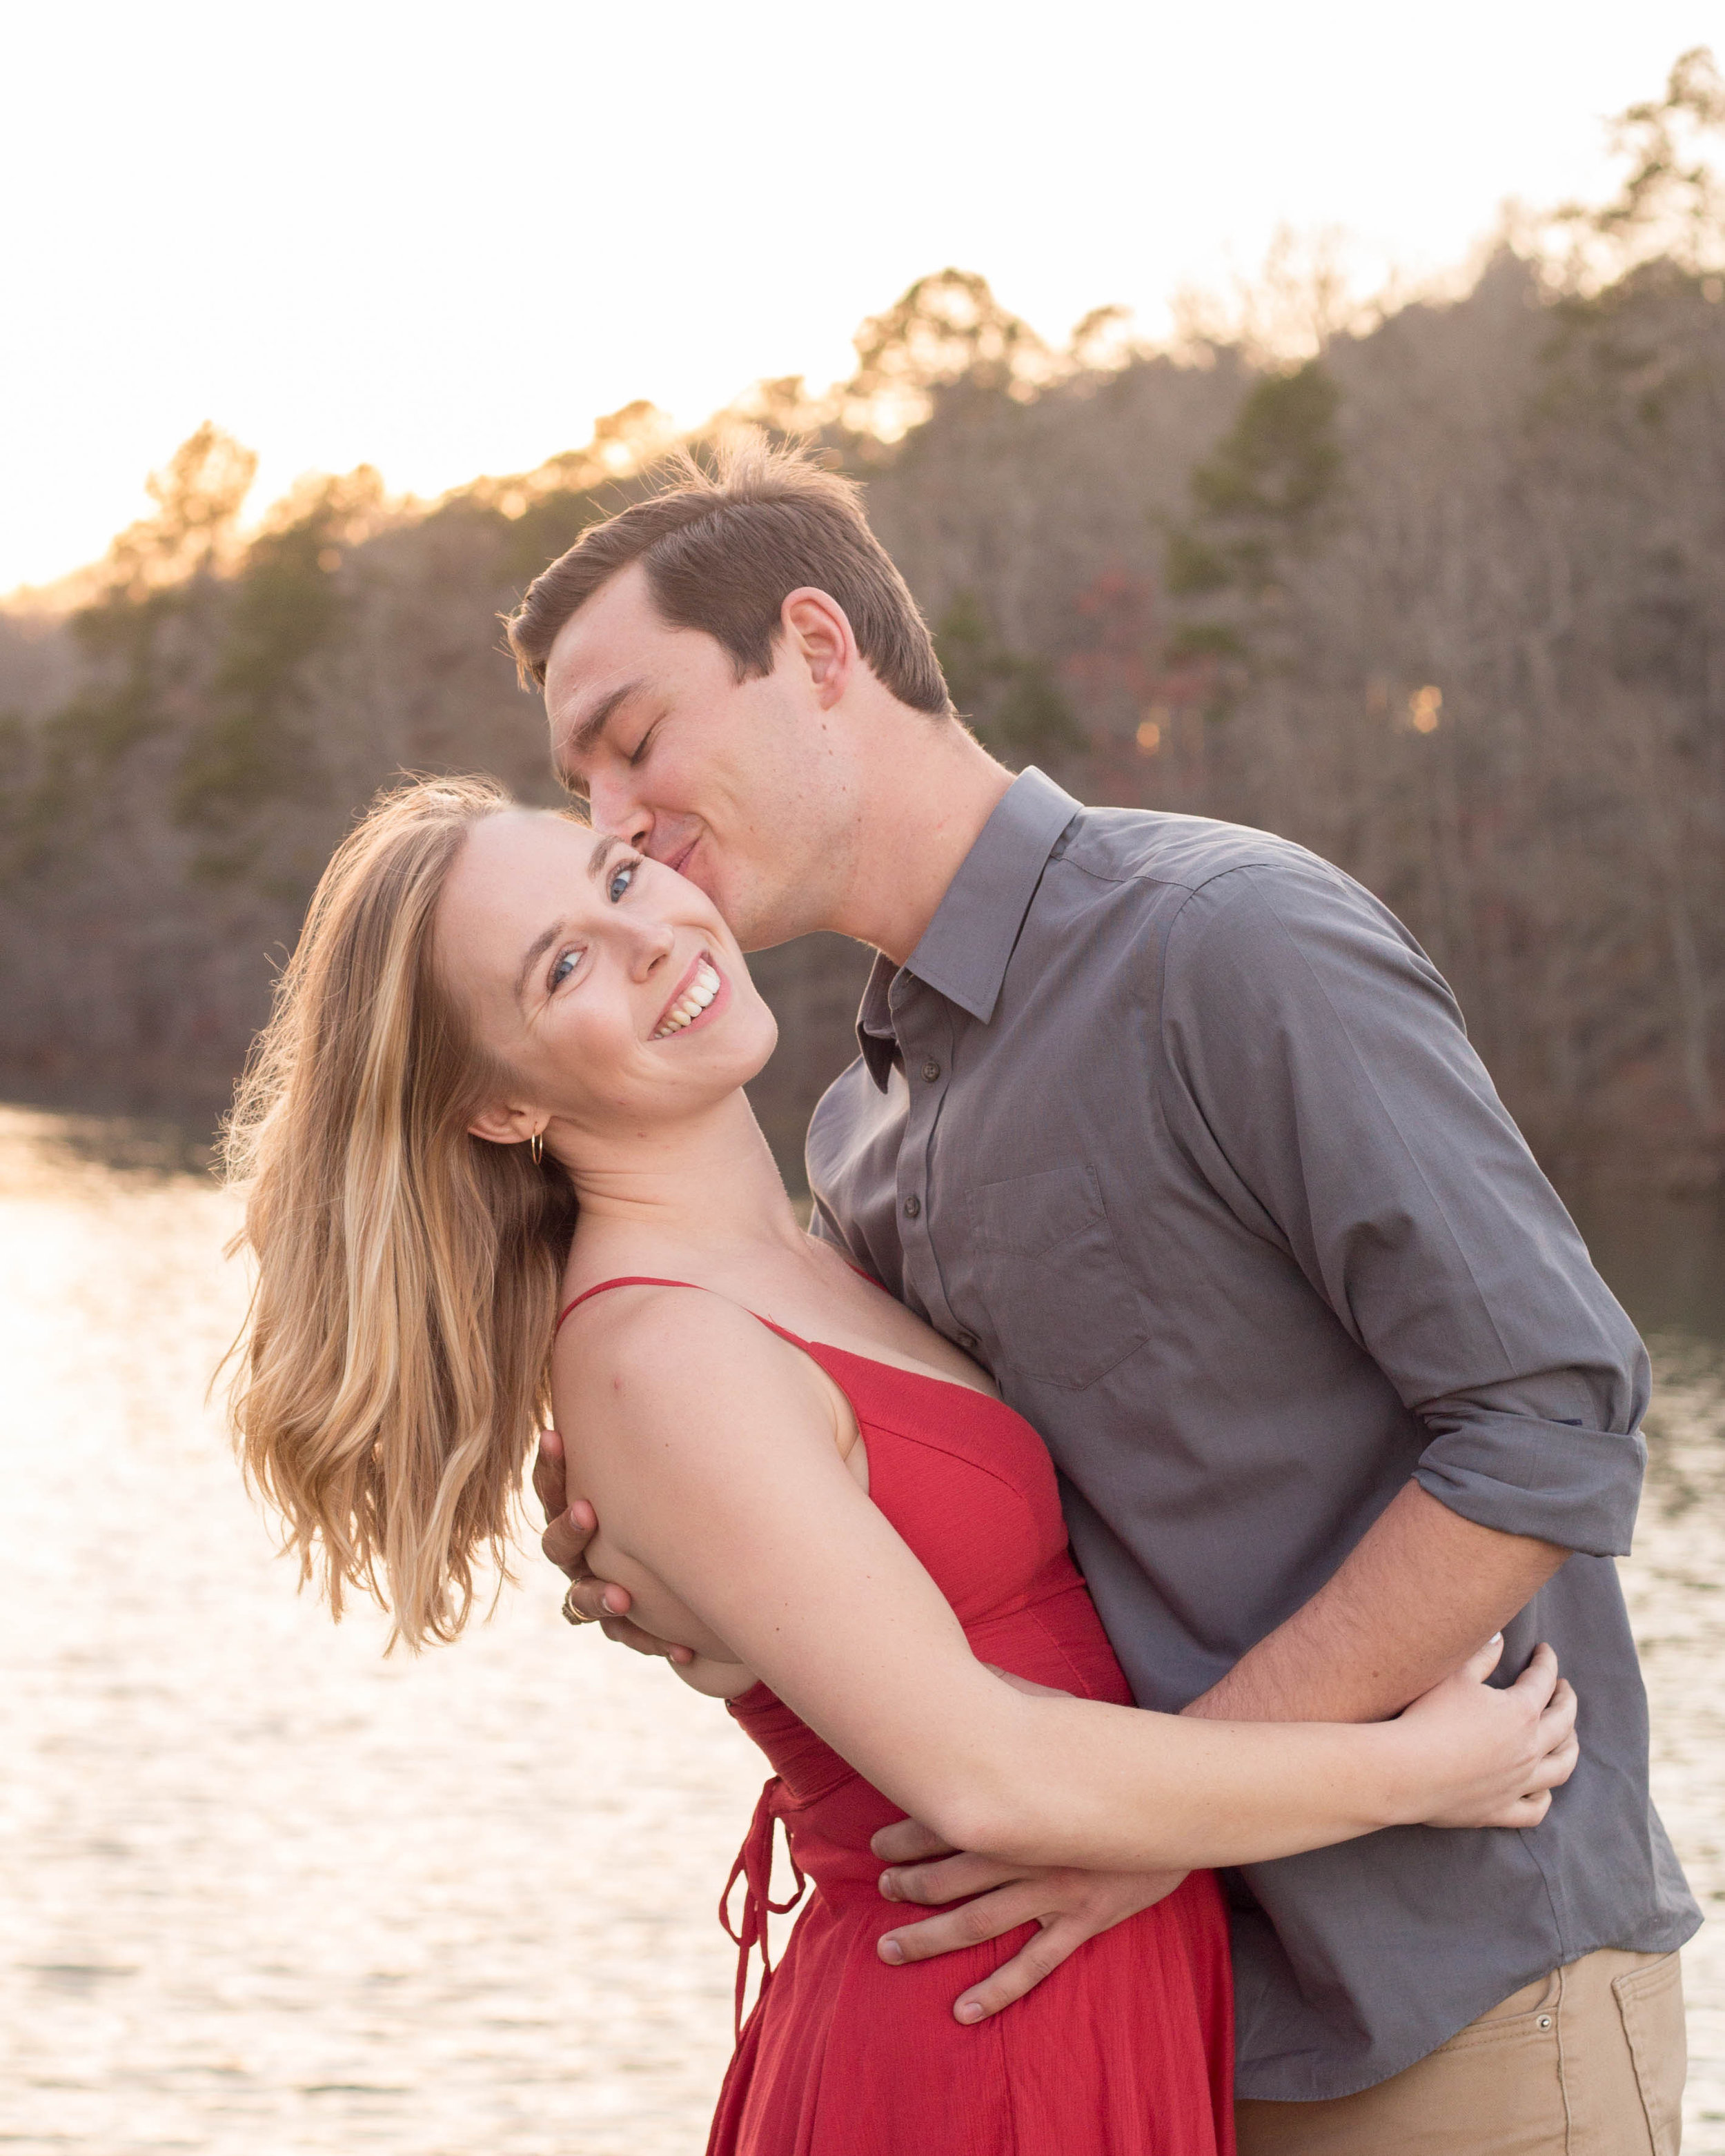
[
  {"x1": 903, "y1": 1195, "x2": 922, "y2": 1220},
  {"x1": 922, "y1": 1058, "x2": 942, "y2": 1082},
  {"x1": 957, "y1": 1329, "x2": 978, "y2": 1351}
]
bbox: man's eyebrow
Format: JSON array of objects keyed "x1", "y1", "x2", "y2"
[
  {"x1": 557, "y1": 680, "x2": 644, "y2": 775},
  {"x1": 511, "y1": 838, "x2": 627, "y2": 1007}
]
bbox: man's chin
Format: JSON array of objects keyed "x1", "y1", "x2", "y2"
[
  {"x1": 677, "y1": 853, "x2": 752, "y2": 941},
  {"x1": 700, "y1": 874, "x2": 779, "y2": 953},
  {"x1": 671, "y1": 852, "x2": 805, "y2": 953},
  {"x1": 731, "y1": 905, "x2": 809, "y2": 956}
]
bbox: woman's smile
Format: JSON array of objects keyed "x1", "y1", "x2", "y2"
[{"x1": 651, "y1": 951, "x2": 728, "y2": 1042}]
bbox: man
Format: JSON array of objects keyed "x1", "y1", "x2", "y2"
[{"x1": 511, "y1": 439, "x2": 1695, "y2": 2152}]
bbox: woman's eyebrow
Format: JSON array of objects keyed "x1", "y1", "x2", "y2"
[{"x1": 514, "y1": 921, "x2": 566, "y2": 1007}]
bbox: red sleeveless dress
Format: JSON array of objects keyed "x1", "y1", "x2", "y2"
[{"x1": 558, "y1": 1279, "x2": 1234, "y2": 2156}]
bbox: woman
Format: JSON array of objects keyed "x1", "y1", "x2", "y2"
[{"x1": 226, "y1": 777, "x2": 1577, "y2": 2156}]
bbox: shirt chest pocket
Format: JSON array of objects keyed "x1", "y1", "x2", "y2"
[{"x1": 966, "y1": 1164, "x2": 1149, "y2": 1389}]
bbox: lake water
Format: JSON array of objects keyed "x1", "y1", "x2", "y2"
[{"x1": 1, "y1": 1106, "x2": 1721, "y2": 2153}]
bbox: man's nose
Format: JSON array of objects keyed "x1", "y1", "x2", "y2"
[{"x1": 587, "y1": 773, "x2": 653, "y2": 850}]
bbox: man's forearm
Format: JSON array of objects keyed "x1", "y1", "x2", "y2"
[{"x1": 1184, "y1": 1481, "x2": 1568, "y2": 1725}]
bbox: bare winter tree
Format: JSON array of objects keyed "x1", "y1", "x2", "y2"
[{"x1": 0, "y1": 53, "x2": 1719, "y2": 1190}]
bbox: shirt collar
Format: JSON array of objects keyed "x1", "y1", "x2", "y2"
[{"x1": 856, "y1": 767, "x2": 1082, "y2": 1089}]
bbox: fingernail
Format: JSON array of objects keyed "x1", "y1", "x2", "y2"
[
  {"x1": 878, "y1": 1872, "x2": 899, "y2": 1901},
  {"x1": 601, "y1": 1590, "x2": 622, "y2": 1614},
  {"x1": 956, "y1": 2001, "x2": 984, "y2": 2024},
  {"x1": 878, "y1": 1937, "x2": 904, "y2": 1965},
  {"x1": 671, "y1": 1648, "x2": 693, "y2": 1665}
]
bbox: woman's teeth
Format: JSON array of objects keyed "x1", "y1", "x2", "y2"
[{"x1": 652, "y1": 958, "x2": 722, "y2": 1040}]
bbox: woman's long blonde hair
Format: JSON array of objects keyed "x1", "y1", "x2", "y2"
[{"x1": 223, "y1": 775, "x2": 580, "y2": 1650}]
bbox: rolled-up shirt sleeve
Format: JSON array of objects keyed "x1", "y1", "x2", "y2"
[{"x1": 1159, "y1": 858, "x2": 1649, "y2": 1556}]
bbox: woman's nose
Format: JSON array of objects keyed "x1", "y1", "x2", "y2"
[{"x1": 627, "y1": 916, "x2": 676, "y2": 980}]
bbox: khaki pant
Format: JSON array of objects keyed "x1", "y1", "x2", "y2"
[{"x1": 1236, "y1": 1948, "x2": 1686, "y2": 2155}]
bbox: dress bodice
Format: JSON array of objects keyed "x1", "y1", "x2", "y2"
[
  {"x1": 557, "y1": 1278, "x2": 1233, "y2": 2156},
  {"x1": 722, "y1": 1335, "x2": 1135, "y2": 1814}
]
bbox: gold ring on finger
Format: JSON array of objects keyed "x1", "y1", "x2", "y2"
[{"x1": 561, "y1": 1583, "x2": 600, "y2": 1626}]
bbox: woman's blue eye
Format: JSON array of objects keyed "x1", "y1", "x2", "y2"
[
  {"x1": 549, "y1": 949, "x2": 579, "y2": 989},
  {"x1": 607, "y1": 860, "x2": 637, "y2": 903}
]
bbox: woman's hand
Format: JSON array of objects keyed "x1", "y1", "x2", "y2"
[
  {"x1": 1396, "y1": 1637, "x2": 1579, "y2": 1830},
  {"x1": 534, "y1": 1430, "x2": 696, "y2": 1665}
]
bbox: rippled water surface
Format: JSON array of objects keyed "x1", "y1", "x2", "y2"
[{"x1": 1, "y1": 1106, "x2": 1721, "y2": 2152}]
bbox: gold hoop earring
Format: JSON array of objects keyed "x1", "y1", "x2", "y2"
[{"x1": 530, "y1": 1130, "x2": 544, "y2": 1166}]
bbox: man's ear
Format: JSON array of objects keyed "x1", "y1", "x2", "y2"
[
  {"x1": 781, "y1": 586, "x2": 856, "y2": 707},
  {"x1": 467, "y1": 1102, "x2": 538, "y2": 1148}
]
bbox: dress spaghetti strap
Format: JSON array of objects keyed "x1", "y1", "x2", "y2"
[
  {"x1": 556, "y1": 1263, "x2": 883, "y2": 1341},
  {"x1": 555, "y1": 1276, "x2": 711, "y2": 1336}
]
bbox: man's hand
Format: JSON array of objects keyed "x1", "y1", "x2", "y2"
[
  {"x1": 533, "y1": 1429, "x2": 694, "y2": 1665},
  {"x1": 869, "y1": 1817, "x2": 1187, "y2": 2024},
  {"x1": 867, "y1": 1663, "x2": 1183, "y2": 2024}
]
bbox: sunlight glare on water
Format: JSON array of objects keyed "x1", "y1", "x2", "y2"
[
  {"x1": 0, "y1": 1105, "x2": 1720, "y2": 2151},
  {"x1": 0, "y1": 1109, "x2": 764, "y2": 2155}
]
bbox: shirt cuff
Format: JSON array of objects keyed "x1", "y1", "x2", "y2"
[{"x1": 1414, "y1": 1409, "x2": 1646, "y2": 1557}]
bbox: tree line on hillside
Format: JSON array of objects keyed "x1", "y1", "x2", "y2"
[{"x1": 0, "y1": 51, "x2": 1721, "y2": 1191}]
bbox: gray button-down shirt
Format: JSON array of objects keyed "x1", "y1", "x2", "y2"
[{"x1": 806, "y1": 767, "x2": 1699, "y2": 2100}]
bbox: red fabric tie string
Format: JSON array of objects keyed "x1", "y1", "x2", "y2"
[{"x1": 720, "y1": 1777, "x2": 807, "y2": 2041}]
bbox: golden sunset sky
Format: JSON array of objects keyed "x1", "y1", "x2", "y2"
[{"x1": 2, "y1": 0, "x2": 1717, "y2": 594}]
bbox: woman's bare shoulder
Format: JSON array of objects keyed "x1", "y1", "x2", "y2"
[{"x1": 553, "y1": 1281, "x2": 816, "y2": 1428}]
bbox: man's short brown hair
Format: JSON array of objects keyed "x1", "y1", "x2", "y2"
[{"x1": 504, "y1": 434, "x2": 953, "y2": 716}]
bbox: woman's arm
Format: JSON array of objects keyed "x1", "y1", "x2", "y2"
[{"x1": 560, "y1": 1289, "x2": 1575, "y2": 1874}]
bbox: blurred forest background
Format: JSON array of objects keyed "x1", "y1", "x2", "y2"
[{"x1": 2, "y1": 52, "x2": 1722, "y2": 1196}]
